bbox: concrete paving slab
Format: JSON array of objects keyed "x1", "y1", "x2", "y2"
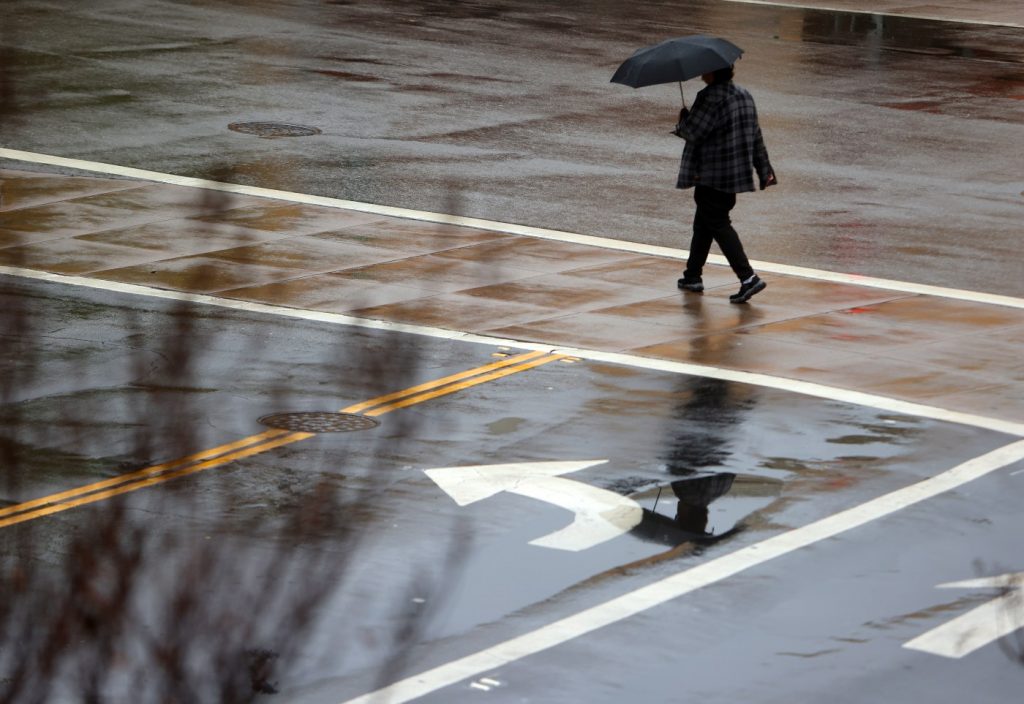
[
  {"x1": 861, "y1": 295, "x2": 1024, "y2": 332},
  {"x1": 810, "y1": 355, "x2": 1013, "y2": 400},
  {"x1": 352, "y1": 292, "x2": 561, "y2": 333},
  {"x1": 221, "y1": 273, "x2": 437, "y2": 312},
  {"x1": 488, "y1": 307, "x2": 742, "y2": 353},
  {"x1": 0, "y1": 236, "x2": 172, "y2": 275},
  {"x1": 430, "y1": 237, "x2": 640, "y2": 274},
  {"x1": 333, "y1": 253, "x2": 542, "y2": 293},
  {"x1": 928, "y1": 383, "x2": 1020, "y2": 422},
  {"x1": 93, "y1": 255, "x2": 320, "y2": 294},
  {"x1": 559, "y1": 255, "x2": 718, "y2": 289},
  {"x1": 76, "y1": 219, "x2": 289, "y2": 256},
  {"x1": 309, "y1": 220, "x2": 510, "y2": 254},
  {"x1": 0, "y1": 183, "x2": 259, "y2": 238},
  {"x1": 200, "y1": 236, "x2": 405, "y2": 272},
  {"x1": 635, "y1": 328, "x2": 874, "y2": 375},
  {"x1": 576, "y1": 295, "x2": 775, "y2": 335},
  {"x1": 745, "y1": 309, "x2": 951, "y2": 355},
  {"x1": 190, "y1": 202, "x2": 391, "y2": 236},
  {"x1": 0, "y1": 227, "x2": 49, "y2": 248},
  {"x1": 0, "y1": 171, "x2": 140, "y2": 211},
  {"x1": 458, "y1": 272, "x2": 668, "y2": 315}
]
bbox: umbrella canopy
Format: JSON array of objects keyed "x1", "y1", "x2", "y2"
[{"x1": 610, "y1": 35, "x2": 743, "y2": 88}]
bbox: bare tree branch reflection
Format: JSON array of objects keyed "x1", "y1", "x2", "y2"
[
  {"x1": 978, "y1": 561, "x2": 1024, "y2": 668},
  {"x1": 0, "y1": 161, "x2": 464, "y2": 700}
]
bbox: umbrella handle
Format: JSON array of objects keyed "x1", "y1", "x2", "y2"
[{"x1": 678, "y1": 81, "x2": 685, "y2": 107}]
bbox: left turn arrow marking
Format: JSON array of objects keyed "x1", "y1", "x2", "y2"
[
  {"x1": 424, "y1": 460, "x2": 643, "y2": 552},
  {"x1": 903, "y1": 572, "x2": 1024, "y2": 658}
]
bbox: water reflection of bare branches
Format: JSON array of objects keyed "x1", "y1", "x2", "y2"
[
  {"x1": 0, "y1": 165, "x2": 465, "y2": 700},
  {"x1": 975, "y1": 561, "x2": 1024, "y2": 668}
]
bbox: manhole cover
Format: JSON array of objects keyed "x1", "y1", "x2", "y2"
[
  {"x1": 258, "y1": 411, "x2": 379, "y2": 433},
  {"x1": 228, "y1": 122, "x2": 322, "y2": 138}
]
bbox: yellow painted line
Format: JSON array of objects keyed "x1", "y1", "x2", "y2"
[
  {"x1": 364, "y1": 353, "x2": 566, "y2": 416},
  {"x1": 0, "y1": 431, "x2": 311, "y2": 529},
  {"x1": 0, "y1": 428, "x2": 291, "y2": 521},
  {"x1": 345, "y1": 351, "x2": 549, "y2": 414},
  {"x1": 0, "y1": 352, "x2": 565, "y2": 528}
]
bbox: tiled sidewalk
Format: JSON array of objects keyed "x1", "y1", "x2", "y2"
[{"x1": 1, "y1": 167, "x2": 1021, "y2": 423}]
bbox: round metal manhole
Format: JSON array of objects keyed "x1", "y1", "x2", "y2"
[
  {"x1": 258, "y1": 411, "x2": 379, "y2": 433},
  {"x1": 228, "y1": 122, "x2": 322, "y2": 138}
]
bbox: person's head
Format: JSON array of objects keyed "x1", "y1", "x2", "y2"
[{"x1": 701, "y1": 65, "x2": 735, "y2": 85}]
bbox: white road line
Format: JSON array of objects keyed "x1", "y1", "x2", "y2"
[
  {"x1": 722, "y1": 0, "x2": 1024, "y2": 28},
  {"x1": 4, "y1": 264, "x2": 1023, "y2": 438},
  {"x1": 904, "y1": 573, "x2": 1024, "y2": 659},
  {"x1": 2, "y1": 148, "x2": 1023, "y2": 311},
  {"x1": 340, "y1": 439, "x2": 1024, "y2": 704}
]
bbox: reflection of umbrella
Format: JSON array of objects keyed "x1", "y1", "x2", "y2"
[
  {"x1": 630, "y1": 473, "x2": 741, "y2": 546},
  {"x1": 610, "y1": 35, "x2": 743, "y2": 89}
]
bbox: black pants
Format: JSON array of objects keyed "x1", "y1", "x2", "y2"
[{"x1": 683, "y1": 185, "x2": 754, "y2": 282}]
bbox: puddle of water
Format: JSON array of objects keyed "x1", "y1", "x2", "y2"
[
  {"x1": 486, "y1": 416, "x2": 527, "y2": 435},
  {"x1": 630, "y1": 473, "x2": 783, "y2": 546}
]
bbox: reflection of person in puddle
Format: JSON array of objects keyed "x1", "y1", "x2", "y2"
[
  {"x1": 671, "y1": 472, "x2": 735, "y2": 535},
  {"x1": 632, "y1": 472, "x2": 738, "y2": 546},
  {"x1": 636, "y1": 374, "x2": 753, "y2": 546}
]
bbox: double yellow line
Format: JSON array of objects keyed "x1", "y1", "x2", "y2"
[{"x1": 0, "y1": 350, "x2": 564, "y2": 529}]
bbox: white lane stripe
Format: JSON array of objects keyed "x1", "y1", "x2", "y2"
[
  {"x1": 2, "y1": 148, "x2": 1023, "y2": 311},
  {"x1": 340, "y1": 440, "x2": 1024, "y2": 704},
  {"x1": 4, "y1": 264, "x2": 1023, "y2": 438},
  {"x1": 722, "y1": 0, "x2": 1024, "y2": 28}
]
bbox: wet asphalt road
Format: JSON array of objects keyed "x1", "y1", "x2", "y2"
[
  {"x1": 3, "y1": 276, "x2": 1022, "y2": 702},
  {"x1": 2, "y1": 0, "x2": 1023, "y2": 295},
  {"x1": 404, "y1": 467, "x2": 1024, "y2": 704}
]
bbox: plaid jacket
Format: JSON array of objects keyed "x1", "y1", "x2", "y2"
[{"x1": 674, "y1": 82, "x2": 772, "y2": 193}]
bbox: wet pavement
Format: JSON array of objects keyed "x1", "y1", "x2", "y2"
[
  {"x1": 2, "y1": 0, "x2": 1023, "y2": 295},
  {"x1": 1, "y1": 1, "x2": 1024, "y2": 702},
  {"x1": 3, "y1": 264, "x2": 1022, "y2": 703}
]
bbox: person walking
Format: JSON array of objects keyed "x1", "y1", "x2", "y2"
[{"x1": 673, "y1": 65, "x2": 776, "y2": 303}]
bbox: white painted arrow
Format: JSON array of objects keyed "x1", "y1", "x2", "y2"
[
  {"x1": 424, "y1": 460, "x2": 643, "y2": 552},
  {"x1": 903, "y1": 572, "x2": 1024, "y2": 658}
]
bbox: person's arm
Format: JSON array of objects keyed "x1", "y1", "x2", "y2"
[
  {"x1": 752, "y1": 125, "x2": 777, "y2": 189},
  {"x1": 673, "y1": 94, "x2": 720, "y2": 142}
]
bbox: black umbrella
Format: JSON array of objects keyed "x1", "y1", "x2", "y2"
[{"x1": 610, "y1": 35, "x2": 743, "y2": 102}]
